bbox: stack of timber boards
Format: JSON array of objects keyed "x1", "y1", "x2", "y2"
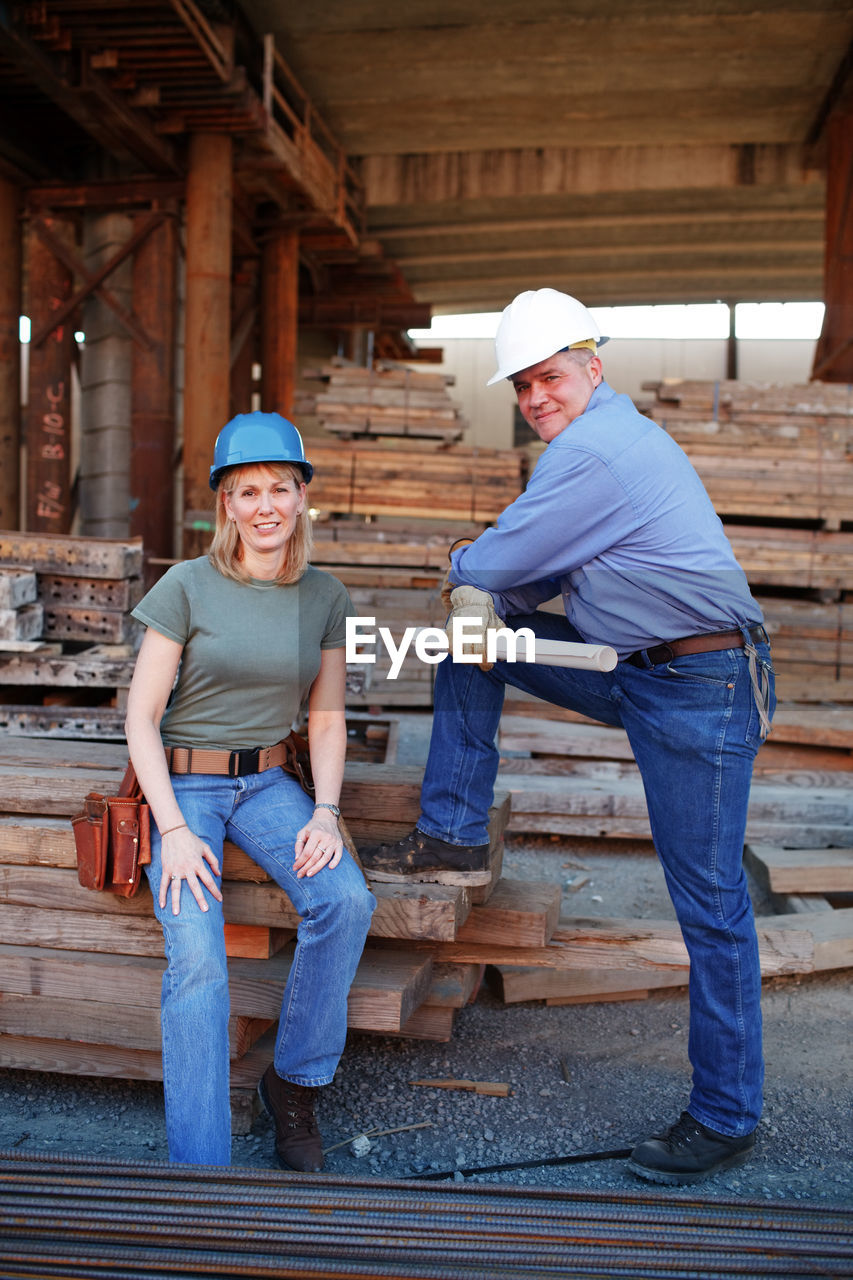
[
  {"x1": 0, "y1": 531, "x2": 144, "y2": 645},
  {"x1": 302, "y1": 360, "x2": 468, "y2": 443},
  {"x1": 0, "y1": 532, "x2": 142, "y2": 739},
  {"x1": 0, "y1": 735, "x2": 567, "y2": 1118},
  {"x1": 634, "y1": 379, "x2": 853, "y2": 701},
  {"x1": 489, "y1": 701, "x2": 853, "y2": 1004},
  {"x1": 306, "y1": 440, "x2": 524, "y2": 523},
  {"x1": 637, "y1": 378, "x2": 853, "y2": 529},
  {"x1": 497, "y1": 705, "x2": 853, "y2": 847}
]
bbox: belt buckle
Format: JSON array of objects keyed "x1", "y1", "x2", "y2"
[{"x1": 231, "y1": 746, "x2": 261, "y2": 777}]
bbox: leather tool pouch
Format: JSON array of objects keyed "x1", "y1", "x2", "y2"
[
  {"x1": 281, "y1": 729, "x2": 315, "y2": 796},
  {"x1": 72, "y1": 762, "x2": 151, "y2": 898}
]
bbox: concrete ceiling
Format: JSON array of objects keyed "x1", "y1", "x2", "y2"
[{"x1": 240, "y1": 0, "x2": 853, "y2": 312}]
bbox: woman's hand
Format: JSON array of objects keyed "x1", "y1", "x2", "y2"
[
  {"x1": 294, "y1": 808, "x2": 343, "y2": 879},
  {"x1": 158, "y1": 824, "x2": 223, "y2": 915}
]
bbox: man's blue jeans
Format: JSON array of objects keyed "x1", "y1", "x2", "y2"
[
  {"x1": 146, "y1": 767, "x2": 376, "y2": 1165},
  {"x1": 420, "y1": 610, "x2": 775, "y2": 1138}
]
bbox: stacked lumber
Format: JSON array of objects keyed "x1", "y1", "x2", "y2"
[
  {"x1": 496, "y1": 711, "x2": 853, "y2": 845},
  {"x1": 0, "y1": 735, "x2": 568, "y2": 1123},
  {"x1": 0, "y1": 532, "x2": 143, "y2": 738},
  {"x1": 302, "y1": 361, "x2": 468, "y2": 443},
  {"x1": 307, "y1": 440, "x2": 524, "y2": 523},
  {"x1": 311, "y1": 519, "x2": 483, "y2": 590},
  {"x1": 0, "y1": 531, "x2": 144, "y2": 644},
  {"x1": 638, "y1": 379, "x2": 853, "y2": 529}
]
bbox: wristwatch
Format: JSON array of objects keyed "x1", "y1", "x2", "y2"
[{"x1": 314, "y1": 802, "x2": 341, "y2": 819}]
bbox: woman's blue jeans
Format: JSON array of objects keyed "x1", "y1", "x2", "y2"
[
  {"x1": 145, "y1": 767, "x2": 376, "y2": 1165},
  {"x1": 420, "y1": 611, "x2": 775, "y2": 1138}
]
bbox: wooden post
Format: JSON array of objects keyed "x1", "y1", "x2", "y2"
[
  {"x1": 0, "y1": 179, "x2": 22, "y2": 529},
  {"x1": 261, "y1": 226, "x2": 299, "y2": 416},
  {"x1": 812, "y1": 109, "x2": 853, "y2": 382},
  {"x1": 131, "y1": 206, "x2": 178, "y2": 567},
  {"x1": 25, "y1": 214, "x2": 74, "y2": 534},
  {"x1": 183, "y1": 133, "x2": 232, "y2": 557},
  {"x1": 230, "y1": 259, "x2": 259, "y2": 419}
]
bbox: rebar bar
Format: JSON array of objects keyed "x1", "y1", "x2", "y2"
[{"x1": 0, "y1": 1150, "x2": 850, "y2": 1279}]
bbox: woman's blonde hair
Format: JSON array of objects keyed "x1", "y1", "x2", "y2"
[{"x1": 208, "y1": 461, "x2": 313, "y2": 585}]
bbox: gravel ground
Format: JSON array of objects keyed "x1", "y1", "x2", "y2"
[
  {"x1": 1, "y1": 715, "x2": 850, "y2": 1208},
  {"x1": 0, "y1": 836, "x2": 850, "y2": 1208}
]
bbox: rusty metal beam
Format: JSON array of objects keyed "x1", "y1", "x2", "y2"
[
  {"x1": 29, "y1": 213, "x2": 162, "y2": 350},
  {"x1": 0, "y1": 179, "x2": 22, "y2": 529},
  {"x1": 131, "y1": 207, "x2": 179, "y2": 566},
  {"x1": 24, "y1": 215, "x2": 74, "y2": 535}
]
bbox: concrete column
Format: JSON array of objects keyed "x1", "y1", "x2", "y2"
[
  {"x1": 78, "y1": 212, "x2": 134, "y2": 538},
  {"x1": 0, "y1": 179, "x2": 21, "y2": 529},
  {"x1": 183, "y1": 133, "x2": 232, "y2": 555},
  {"x1": 261, "y1": 226, "x2": 299, "y2": 416}
]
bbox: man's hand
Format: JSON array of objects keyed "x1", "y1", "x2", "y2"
[{"x1": 445, "y1": 584, "x2": 504, "y2": 672}]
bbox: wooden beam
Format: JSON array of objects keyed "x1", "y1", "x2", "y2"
[
  {"x1": 131, "y1": 207, "x2": 179, "y2": 563},
  {"x1": 260, "y1": 226, "x2": 299, "y2": 417},
  {"x1": 812, "y1": 109, "x2": 853, "y2": 381},
  {"x1": 182, "y1": 133, "x2": 232, "y2": 557}
]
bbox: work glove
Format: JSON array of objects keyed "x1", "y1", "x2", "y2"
[{"x1": 445, "y1": 584, "x2": 504, "y2": 672}]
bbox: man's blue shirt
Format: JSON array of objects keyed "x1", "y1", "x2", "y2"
[{"x1": 449, "y1": 380, "x2": 763, "y2": 657}]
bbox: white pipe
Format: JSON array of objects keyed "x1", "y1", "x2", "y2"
[{"x1": 490, "y1": 633, "x2": 618, "y2": 672}]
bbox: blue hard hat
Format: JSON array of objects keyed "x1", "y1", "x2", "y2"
[{"x1": 209, "y1": 412, "x2": 313, "y2": 490}]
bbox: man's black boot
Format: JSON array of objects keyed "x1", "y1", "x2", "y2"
[
  {"x1": 358, "y1": 827, "x2": 491, "y2": 886},
  {"x1": 627, "y1": 1111, "x2": 756, "y2": 1186},
  {"x1": 258, "y1": 1065, "x2": 324, "y2": 1173}
]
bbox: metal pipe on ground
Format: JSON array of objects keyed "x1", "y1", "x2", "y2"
[{"x1": 0, "y1": 1150, "x2": 850, "y2": 1279}]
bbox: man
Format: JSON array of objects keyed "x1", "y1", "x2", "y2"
[{"x1": 359, "y1": 288, "x2": 775, "y2": 1186}]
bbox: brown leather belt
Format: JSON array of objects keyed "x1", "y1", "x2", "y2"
[
  {"x1": 165, "y1": 740, "x2": 289, "y2": 777},
  {"x1": 626, "y1": 624, "x2": 768, "y2": 669}
]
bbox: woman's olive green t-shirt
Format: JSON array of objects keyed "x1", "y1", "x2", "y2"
[{"x1": 131, "y1": 556, "x2": 353, "y2": 751}]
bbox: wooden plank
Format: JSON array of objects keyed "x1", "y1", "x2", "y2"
[
  {"x1": 0, "y1": 532, "x2": 143, "y2": 579},
  {"x1": 391, "y1": 914, "x2": 813, "y2": 975},
  {"x1": 0, "y1": 1034, "x2": 165, "y2": 1082},
  {"x1": 0, "y1": 990, "x2": 265, "y2": 1058},
  {"x1": 759, "y1": 907, "x2": 853, "y2": 971},
  {"x1": 0, "y1": 864, "x2": 471, "y2": 944},
  {"x1": 0, "y1": 903, "x2": 293, "y2": 960},
  {"x1": 493, "y1": 965, "x2": 684, "y2": 1004},
  {"x1": 0, "y1": 943, "x2": 433, "y2": 1034},
  {"x1": 392, "y1": 1004, "x2": 456, "y2": 1042},
  {"x1": 745, "y1": 843, "x2": 853, "y2": 893},
  {"x1": 455, "y1": 878, "x2": 561, "y2": 947}
]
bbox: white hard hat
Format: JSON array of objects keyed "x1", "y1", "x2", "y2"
[{"x1": 487, "y1": 288, "x2": 608, "y2": 386}]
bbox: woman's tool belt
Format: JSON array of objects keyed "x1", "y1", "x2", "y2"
[
  {"x1": 72, "y1": 761, "x2": 151, "y2": 898},
  {"x1": 166, "y1": 730, "x2": 315, "y2": 793}
]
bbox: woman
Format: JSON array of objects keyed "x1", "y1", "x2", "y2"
[{"x1": 125, "y1": 411, "x2": 375, "y2": 1170}]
